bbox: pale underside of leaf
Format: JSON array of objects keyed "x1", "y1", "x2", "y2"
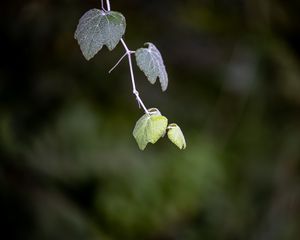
[
  {"x1": 133, "y1": 110, "x2": 168, "y2": 150},
  {"x1": 135, "y1": 43, "x2": 168, "y2": 91},
  {"x1": 74, "y1": 9, "x2": 126, "y2": 60},
  {"x1": 167, "y1": 124, "x2": 186, "y2": 150}
]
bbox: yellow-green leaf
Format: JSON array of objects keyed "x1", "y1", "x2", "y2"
[
  {"x1": 133, "y1": 108, "x2": 168, "y2": 150},
  {"x1": 167, "y1": 123, "x2": 186, "y2": 150}
]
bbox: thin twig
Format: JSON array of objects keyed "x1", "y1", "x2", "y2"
[
  {"x1": 109, "y1": 52, "x2": 128, "y2": 73},
  {"x1": 102, "y1": 0, "x2": 149, "y2": 114},
  {"x1": 120, "y1": 38, "x2": 149, "y2": 114}
]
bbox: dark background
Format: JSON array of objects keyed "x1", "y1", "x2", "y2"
[{"x1": 1, "y1": 0, "x2": 300, "y2": 239}]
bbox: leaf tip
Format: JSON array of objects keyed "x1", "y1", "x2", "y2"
[{"x1": 161, "y1": 84, "x2": 168, "y2": 92}]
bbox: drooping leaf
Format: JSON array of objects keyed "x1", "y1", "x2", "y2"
[
  {"x1": 167, "y1": 123, "x2": 186, "y2": 150},
  {"x1": 74, "y1": 9, "x2": 126, "y2": 60},
  {"x1": 135, "y1": 43, "x2": 168, "y2": 91},
  {"x1": 133, "y1": 108, "x2": 168, "y2": 150},
  {"x1": 133, "y1": 113, "x2": 153, "y2": 150}
]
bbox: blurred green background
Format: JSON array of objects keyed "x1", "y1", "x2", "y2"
[{"x1": 1, "y1": 0, "x2": 300, "y2": 239}]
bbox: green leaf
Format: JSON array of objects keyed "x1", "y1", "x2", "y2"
[
  {"x1": 74, "y1": 9, "x2": 126, "y2": 60},
  {"x1": 135, "y1": 43, "x2": 168, "y2": 91},
  {"x1": 167, "y1": 123, "x2": 186, "y2": 150},
  {"x1": 133, "y1": 108, "x2": 168, "y2": 150}
]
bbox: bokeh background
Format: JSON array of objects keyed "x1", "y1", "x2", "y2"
[{"x1": 1, "y1": 0, "x2": 300, "y2": 239}]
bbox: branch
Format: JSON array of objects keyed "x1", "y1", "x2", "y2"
[
  {"x1": 108, "y1": 52, "x2": 128, "y2": 74},
  {"x1": 100, "y1": 0, "x2": 149, "y2": 114},
  {"x1": 120, "y1": 39, "x2": 149, "y2": 114}
]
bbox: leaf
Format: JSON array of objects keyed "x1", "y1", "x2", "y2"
[
  {"x1": 74, "y1": 9, "x2": 126, "y2": 60},
  {"x1": 133, "y1": 108, "x2": 168, "y2": 150},
  {"x1": 167, "y1": 123, "x2": 186, "y2": 150},
  {"x1": 135, "y1": 43, "x2": 168, "y2": 91}
]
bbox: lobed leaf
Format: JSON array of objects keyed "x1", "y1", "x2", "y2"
[
  {"x1": 167, "y1": 123, "x2": 186, "y2": 150},
  {"x1": 133, "y1": 108, "x2": 168, "y2": 150},
  {"x1": 135, "y1": 43, "x2": 168, "y2": 91},
  {"x1": 74, "y1": 9, "x2": 126, "y2": 60}
]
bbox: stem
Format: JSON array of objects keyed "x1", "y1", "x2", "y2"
[
  {"x1": 120, "y1": 39, "x2": 149, "y2": 114},
  {"x1": 109, "y1": 52, "x2": 128, "y2": 73},
  {"x1": 101, "y1": 0, "x2": 110, "y2": 11},
  {"x1": 106, "y1": 0, "x2": 111, "y2": 11},
  {"x1": 101, "y1": 0, "x2": 149, "y2": 114}
]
